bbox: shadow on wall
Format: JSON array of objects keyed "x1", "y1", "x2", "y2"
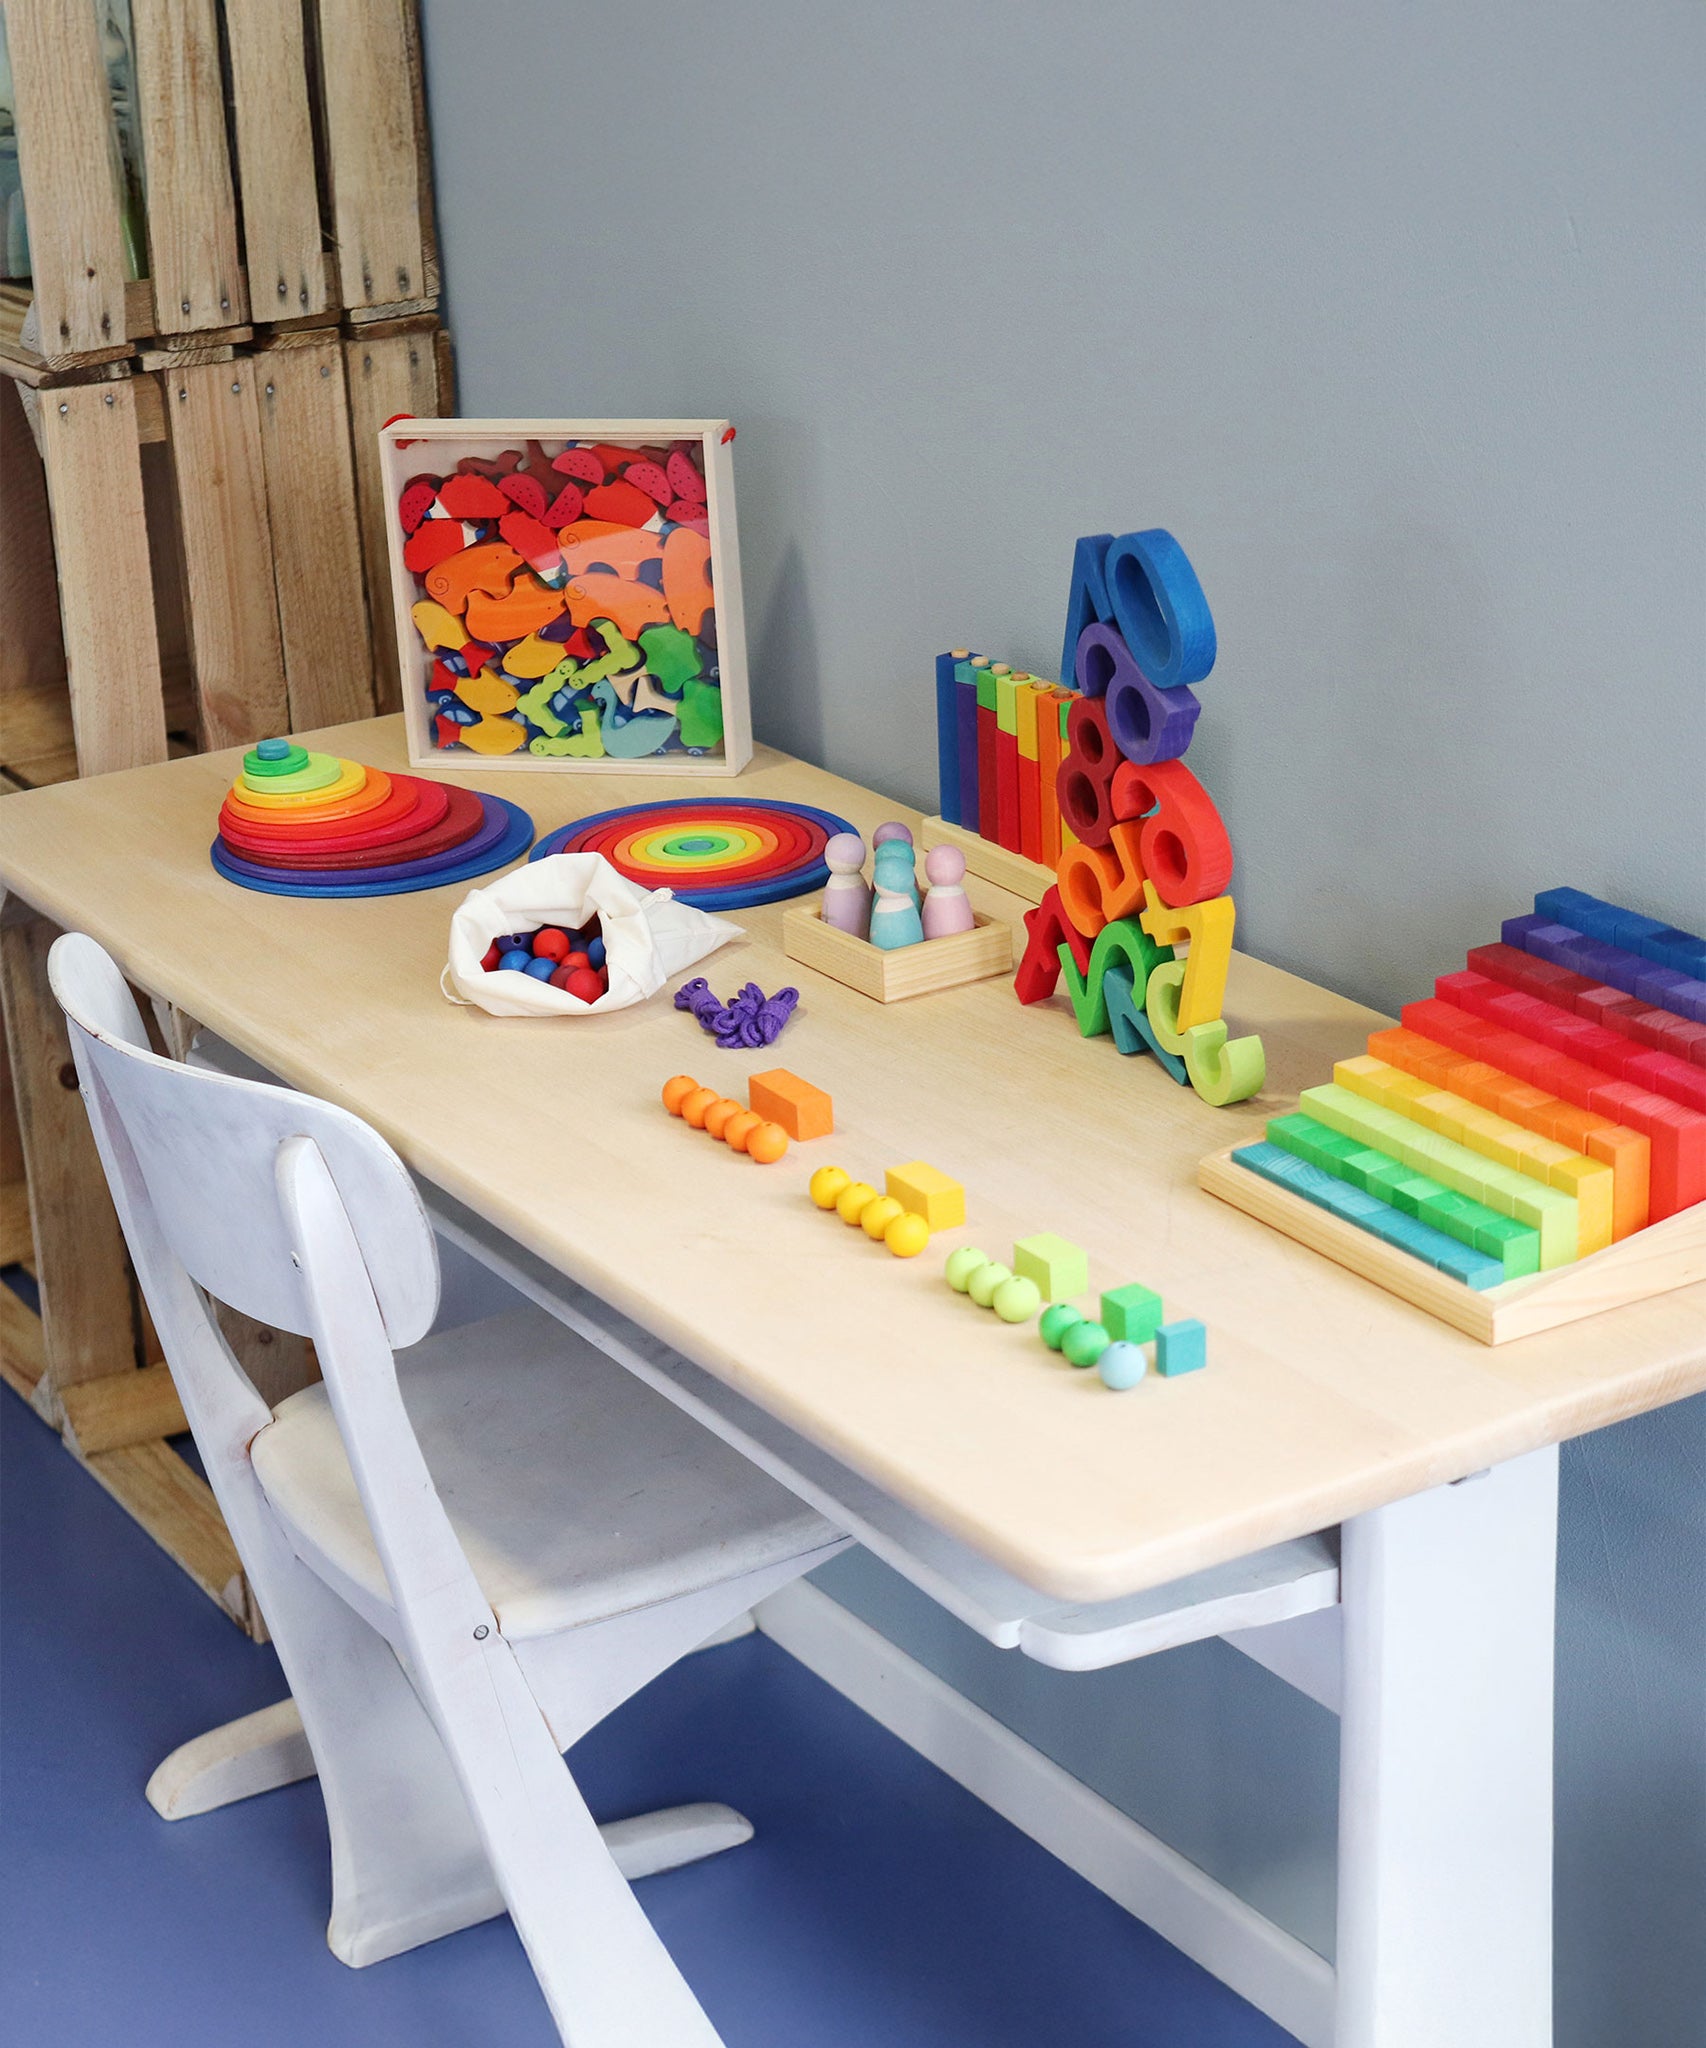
[{"x1": 750, "y1": 539, "x2": 825, "y2": 771}]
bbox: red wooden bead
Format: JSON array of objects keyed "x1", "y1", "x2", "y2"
[
  {"x1": 562, "y1": 966, "x2": 604, "y2": 1002},
  {"x1": 532, "y1": 927, "x2": 571, "y2": 961},
  {"x1": 481, "y1": 941, "x2": 502, "y2": 971}
]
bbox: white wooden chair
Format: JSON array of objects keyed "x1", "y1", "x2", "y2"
[{"x1": 49, "y1": 932, "x2": 849, "y2": 2048}]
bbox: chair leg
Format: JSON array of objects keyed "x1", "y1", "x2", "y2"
[
  {"x1": 232, "y1": 1541, "x2": 511, "y2": 1966},
  {"x1": 418, "y1": 1627, "x2": 728, "y2": 2047}
]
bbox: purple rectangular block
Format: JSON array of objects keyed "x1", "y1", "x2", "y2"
[
  {"x1": 954, "y1": 671, "x2": 980, "y2": 833},
  {"x1": 1502, "y1": 912, "x2": 1551, "y2": 950}
]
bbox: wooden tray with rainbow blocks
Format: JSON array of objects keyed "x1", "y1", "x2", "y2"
[{"x1": 1200, "y1": 887, "x2": 1706, "y2": 1343}]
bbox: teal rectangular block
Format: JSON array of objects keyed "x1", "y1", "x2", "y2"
[{"x1": 1155, "y1": 1318, "x2": 1207, "y2": 1376}]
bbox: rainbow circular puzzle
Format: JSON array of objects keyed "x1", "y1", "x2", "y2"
[
  {"x1": 211, "y1": 740, "x2": 534, "y2": 897},
  {"x1": 530, "y1": 797, "x2": 857, "y2": 911}
]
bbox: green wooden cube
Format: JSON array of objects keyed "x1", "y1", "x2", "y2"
[{"x1": 1100, "y1": 1281, "x2": 1163, "y2": 1345}]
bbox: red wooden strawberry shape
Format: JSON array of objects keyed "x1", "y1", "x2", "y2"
[
  {"x1": 624, "y1": 459, "x2": 672, "y2": 506},
  {"x1": 498, "y1": 473, "x2": 548, "y2": 520},
  {"x1": 666, "y1": 449, "x2": 706, "y2": 504},
  {"x1": 397, "y1": 476, "x2": 441, "y2": 534},
  {"x1": 666, "y1": 501, "x2": 709, "y2": 532},
  {"x1": 552, "y1": 446, "x2": 605, "y2": 485},
  {"x1": 543, "y1": 481, "x2": 585, "y2": 527}
]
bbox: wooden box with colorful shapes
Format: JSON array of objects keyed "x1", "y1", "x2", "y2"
[{"x1": 377, "y1": 418, "x2": 753, "y2": 775}]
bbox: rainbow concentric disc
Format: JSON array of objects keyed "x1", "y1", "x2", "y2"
[{"x1": 531, "y1": 798, "x2": 856, "y2": 910}]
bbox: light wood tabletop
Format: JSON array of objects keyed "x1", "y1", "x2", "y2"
[{"x1": 4, "y1": 716, "x2": 1703, "y2": 1603}]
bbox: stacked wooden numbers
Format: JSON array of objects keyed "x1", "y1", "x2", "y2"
[{"x1": 1013, "y1": 530, "x2": 1265, "y2": 1108}]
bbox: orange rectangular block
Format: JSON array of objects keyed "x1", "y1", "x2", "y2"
[
  {"x1": 748, "y1": 1068, "x2": 833, "y2": 1141},
  {"x1": 1372, "y1": 1025, "x2": 1650, "y2": 1238},
  {"x1": 1037, "y1": 687, "x2": 1069, "y2": 868}
]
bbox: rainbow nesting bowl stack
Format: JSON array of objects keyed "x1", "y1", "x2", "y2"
[{"x1": 211, "y1": 740, "x2": 534, "y2": 896}]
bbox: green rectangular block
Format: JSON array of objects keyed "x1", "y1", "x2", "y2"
[
  {"x1": 1013, "y1": 1232, "x2": 1090, "y2": 1302},
  {"x1": 1298, "y1": 1083, "x2": 1578, "y2": 1268},
  {"x1": 1101, "y1": 1282, "x2": 1163, "y2": 1345},
  {"x1": 974, "y1": 665, "x2": 997, "y2": 711}
]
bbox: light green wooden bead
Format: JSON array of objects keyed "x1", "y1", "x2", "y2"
[
  {"x1": 992, "y1": 1275, "x2": 1042, "y2": 1324},
  {"x1": 966, "y1": 1260, "x2": 1012, "y2": 1309},
  {"x1": 945, "y1": 1246, "x2": 989, "y2": 1294}
]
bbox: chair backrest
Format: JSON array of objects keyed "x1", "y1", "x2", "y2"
[{"x1": 48, "y1": 933, "x2": 438, "y2": 1349}]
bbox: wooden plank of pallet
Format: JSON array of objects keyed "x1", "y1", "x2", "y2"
[
  {"x1": 0, "y1": 1283, "x2": 46, "y2": 1402},
  {"x1": 0, "y1": 378, "x2": 72, "y2": 769},
  {"x1": 1198, "y1": 1146, "x2": 1706, "y2": 1346},
  {"x1": 0, "y1": 1182, "x2": 33, "y2": 1268},
  {"x1": 316, "y1": 0, "x2": 428, "y2": 314},
  {"x1": 129, "y1": 0, "x2": 249, "y2": 334},
  {"x1": 224, "y1": 2, "x2": 333, "y2": 325},
  {"x1": 80, "y1": 1439, "x2": 249, "y2": 1623},
  {"x1": 6, "y1": 0, "x2": 132, "y2": 362},
  {"x1": 344, "y1": 322, "x2": 444, "y2": 714},
  {"x1": 0, "y1": 902, "x2": 137, "y2": 1417},
  {"x1": 165, "y1": 361, "x2": 289, "y2": 747},
  {"x1": 34, "y1": 381, "x2": 171, "y2": 775},
  {"x1": 60, "y1": 1359, "x2": 188, "y2": 1455},
  {"x1": 256, "y1": 343, "x2": 376, "y2": 729}
]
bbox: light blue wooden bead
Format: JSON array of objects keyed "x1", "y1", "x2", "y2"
[{"x1": 1098, "y1": 1340, "x2": 1148, "y2": 1391}]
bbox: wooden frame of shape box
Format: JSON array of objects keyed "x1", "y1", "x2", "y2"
[{"x1": 378, "y1": 417, "x2": 752, "y2": 775}]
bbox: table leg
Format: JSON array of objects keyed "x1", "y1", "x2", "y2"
[{"x1": 1336, "y1": 1446, "x2": 1558, "y2": 2047}]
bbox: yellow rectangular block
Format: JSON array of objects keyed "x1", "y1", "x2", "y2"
[
  {"x1": 1015, "y1": 680, "x2": 1042, "y2": 761},
  {"x1": 885, "y1": 1160, "x2": 966, "y2": 1231},
  {"x1": 1330, "y1": 1060, "x2": 1615, "y2": 1257}
]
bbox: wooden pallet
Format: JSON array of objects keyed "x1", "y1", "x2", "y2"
[
  {"x1": 1, "y1": 0, "x2": 438, "y2": 379},
  {"x1": 1199, "y1": 1145, "x2": 1706, "y2": 1344},
  {"x1": 0, "y1": 1, "x2": 448, "y2": 1631}
]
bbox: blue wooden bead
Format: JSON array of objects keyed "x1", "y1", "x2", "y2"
[
  {"x1": 499, "y1": 948, "x2": 534, "y2": 973},
  {"x1": 522, "y1": 957, "x2": 558, "y2": 980},
  {"x1": 1097, "y1": 1340, "x2": 1148, "y2": 1391},
  {"x1": 587, "y1": 936, "x2": 606, "y2": 968},
  {"x1": 255, "y1": 737, "x2": 292, "y2": 760}
]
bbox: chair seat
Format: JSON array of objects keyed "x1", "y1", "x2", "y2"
[{"x1": 252, "y1": 1304, "x2": 840, "y2": 1641}]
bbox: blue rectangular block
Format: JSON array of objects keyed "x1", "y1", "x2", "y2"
[
  {"x1": 935, "y1": 653, "x2": 961, "y2": 823},
  {"x1": 1230, "y1": 1143, "x2": 1509, "y2": 1290}
]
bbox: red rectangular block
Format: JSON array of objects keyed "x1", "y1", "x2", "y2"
[
  {"x1": 1405, "y1": 996, "x2": 1703, "y2": 1218},
  {"x1": 977, "y1": 703, "x2": 999, "y2": 842},
  {"x1": 995, "y1": 730, "x2": 1020, "y2": 852},
  {"x1": 1018, "y1": 751, "x2": 1042, "y2": 863},
  {"x1": 1442, "y1": 970, "x2": 1702, "y2": 1101},
  {"x1": 1476, "y1": 945, "x2": 1706, "y2": 1075}
]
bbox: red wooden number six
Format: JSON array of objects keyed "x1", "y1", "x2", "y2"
[
  {"x1": 1056, "y1": 696, "x2": 1120, "y2": 849},
  {"x1": 1109, "y1": 757, "x2": 1233, "y2": 908}
]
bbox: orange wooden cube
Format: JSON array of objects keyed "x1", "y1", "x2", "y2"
[{"x1": 747, "y1": 1068, "x2": 833, "y2": 1141}]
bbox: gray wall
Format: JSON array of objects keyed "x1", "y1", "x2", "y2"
[{"x1": 419, "y1": 4, "x2": 1705, "y2": 2039}]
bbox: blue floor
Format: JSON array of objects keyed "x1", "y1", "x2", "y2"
[{"x1": 1, "y1": 1380, "x2": 1299, "y2": 2047}]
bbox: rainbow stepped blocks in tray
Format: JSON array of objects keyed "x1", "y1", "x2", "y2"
[
  {"x1": 977, "y1": 528, "x2": 1264, "y2": 1110},
  {"x1": 1211, "y1": 887, "x2": 1706, "y2": 1333}
]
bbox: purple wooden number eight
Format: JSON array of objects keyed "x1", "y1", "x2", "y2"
[{"x1": 1073, "y1": 622, "x2": 1200, "y2": 767}]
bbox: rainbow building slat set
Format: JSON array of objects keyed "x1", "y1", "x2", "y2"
[
  {"x1": 935, "y1": 655, "x2": 1079, "y2": 868},
  {"x1": 211, "y1": 742, "x2": 534, "y2": 898},
  {"x1": 401, "y1": 438, "x2": 724, "y2": 762},
  {"x1": 1226, "y1": 889, "x2": 1706, "y2": 1294},
  {"x1": 936, "y1": 529, "x2": 1265, "y2": 1109}
]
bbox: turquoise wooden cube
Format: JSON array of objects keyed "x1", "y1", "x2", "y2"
[
  {"x1": 1012, "y1": 1231, "x2": 1089, "y2": 1302},
  {"x1": 1100, "y1": 1282, "x2": 1163, "y2": 1345},
  {"x1": 1155, "y1": 1317, "x2": 1207, "y2": 1377}
]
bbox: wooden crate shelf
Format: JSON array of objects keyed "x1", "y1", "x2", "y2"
[{"x1": 0, "y1": 0, "x2": 447, "y2": 1632}]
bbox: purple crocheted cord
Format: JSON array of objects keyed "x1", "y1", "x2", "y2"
[{"x1": 674, "y1": 977, "x2": 799, "y2": 1049}]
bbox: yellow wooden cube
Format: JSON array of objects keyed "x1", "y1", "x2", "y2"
[{"x1": 885, "y1": 1160, "x2": 966, "y2": 1232}]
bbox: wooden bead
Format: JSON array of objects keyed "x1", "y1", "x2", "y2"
[
  {"x1": 810, "y1": 1166, "x2": 853, "y2": 1210},
  {"x1": 836, "y1": 1181, "x2": 879, "y2": 1226},
  {"x1": 746, "y1": 1121, "x2": 789, "y2": 1164},
  {"x1": 860, "y1": 1195, "x2": 905, "y2": 1241},
  {"x1": 884, "y1": 1213, "x2": 931, "y2": 1258},
  {"x1": 681, "y1": 1086, "x2": 720, "y2": 1129},
  {"x1": 704, "y1": 1097, "x2": 743, "y2": 1141},
  {"x1": 723, "y1": 1109, "x2": 763, "y2": 1153}
]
